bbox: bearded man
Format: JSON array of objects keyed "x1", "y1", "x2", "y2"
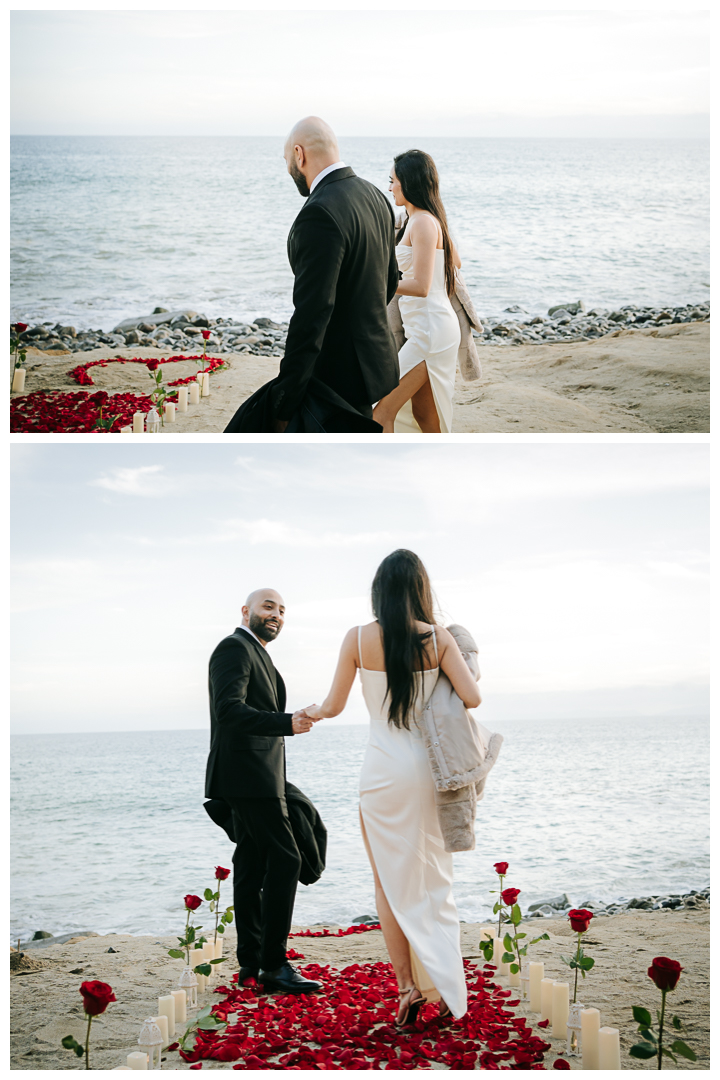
[
  {"x1": 273, "y1": 115, "x2": 400, "y2": 428},
  {"x1": 205, "y1": 588, "x2": 321, "y2": 994}
]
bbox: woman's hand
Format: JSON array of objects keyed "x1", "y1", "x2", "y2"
[{"x1": 303, "y1": 704, "x2": 325, "y2": 720}]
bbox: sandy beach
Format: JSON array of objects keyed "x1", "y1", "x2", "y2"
[
  {"x1": 11, "y1": 322, "x2": 709, "y2": 434},
  {"x1": 11, "y1": 908, "x2": 708, "y2": 1070}
]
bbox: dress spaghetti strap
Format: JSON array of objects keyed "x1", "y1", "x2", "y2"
[
  {"x1": 357, "y1": 625, "x2": 364, "y2": 670},
  {"x1": 431, "y1": 625, "x2": 439, "y2": 668}
]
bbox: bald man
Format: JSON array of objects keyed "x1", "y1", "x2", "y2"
[
  {"x1": 271, "y1": 116, "x2": 400, "y2": 428},
  {"x1": 205, "y1": 589, "x2": 321, "y2": 994}
]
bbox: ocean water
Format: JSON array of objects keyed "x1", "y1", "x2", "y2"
[
  {"x1": 10, "y1": 136, "x2": 709, "y2": 331},
  {"x1": 10, "y1": 717, "x2": 709, "y2": 944}
]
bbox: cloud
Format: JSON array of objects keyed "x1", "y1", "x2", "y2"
[{"x1": 91, "y1": 465, "x2": 168, "y2": 496}]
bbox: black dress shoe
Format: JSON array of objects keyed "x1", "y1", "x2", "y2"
[
  {"x1": 258, "y1": 961, "x2": 321, "y2": 994},
  {"x1": 237, "y1": 965, "x2": 259, "y2": 985}
]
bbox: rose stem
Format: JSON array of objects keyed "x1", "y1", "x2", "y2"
[
  {"x1": 497, "y1": 874, "x2": 504, "y2": 939},
  {"x1": 214, "y1": 881, "x2": 221, "y2": 945},
  {"x1": 573, "y1": 932, "x2": 582, "y2": 1003},
  {"x1": 658, "y1": 988, "x2": 667, "y2": 1070},
  {"x1": 185, "y1": 907, "x2": 191, "y2": 965},
  {"x1": 85, "y1": 1014, "x2": 92, "y2": 1071}
]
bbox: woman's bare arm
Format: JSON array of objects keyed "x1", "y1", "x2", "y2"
[
  {"x1": 436, "y1": 627, "x2": 481, "y2": 708},
  {"x1": 395, "y1": 214, "x2": 439, "y2": 298},
  {"x1": 305, "y1": 628, "x2": 358, "y2": 719}
]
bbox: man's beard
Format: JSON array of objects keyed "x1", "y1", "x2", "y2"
[
  {"x1": 288, "y1": 160, "x2": 310, "y2": 198},
  {"x1": 249, "y1": 611, "x2": 281, "y2": 642}
]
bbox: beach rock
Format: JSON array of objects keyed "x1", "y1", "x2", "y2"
[
  {"x1": 192, "y1": 316, "x2": 210, "y2": 328},
  {"x1": 254, "y1": 317, "x2": 281, "y2": 328},
  {"x1": 352, "y1": 914, "x2": 378, "y2": 924},
  {"x1": 529, "y1": 906, "x2": 555, "y2": 917},
  {"x1": 32, "y1": 931, "x2": 53, "y2": 940},
  {"x1": 550, "y1": 310, "x2": 572, "y2": 324},
  {"x1": 152, "y1": 306, "x2": 169, "y2": 314},
  {"x1": 107, "y1": 947, "x2": 118, "y2": 953},
  {"x1": 22, "y1": 931, "x2": 99, "y2": 950},
  {"x1": 124, "y1": 330, "x2": 140, "y2": 345},
  {"x1": 504, "y1": 305, "x2": 528, "y2": 314},
  {"x1": 528, "y1": 894, "x2": 571, "y2": 912},
  {"x1": 548, "y1": 302, "x2": 584, "y2": 316},
  {"x1": 113, "y1": 309, "x2": 197, "y2": 332},
  {"x1": 627, "y1": 898, "x2": 654, "y2": 910}
]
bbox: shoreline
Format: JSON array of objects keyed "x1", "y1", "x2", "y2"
[
  {"x1": 11, "y1": 908, "x2": 709, "y2": 1070},
  {"x1": 14, "y1": 884, "x2": 710, "y2": 953},
  {"x1": 13, "y1": 300, "x2": 710, "y2": 356}
]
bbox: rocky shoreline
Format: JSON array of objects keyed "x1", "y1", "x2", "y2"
[
  {"x1": 14, "y1": 300, "x2": 710, "y2": 357},
  {"x1": 14, "y1": 886, "x2": 709, "y2": 951}
]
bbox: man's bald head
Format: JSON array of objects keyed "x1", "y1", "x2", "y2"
[
  {"x1": 242, "y1": 588, "x2": 285, "y2": 645},
  {"x1": 284, "y1": 116, "x2": 340, "y2": 197}
]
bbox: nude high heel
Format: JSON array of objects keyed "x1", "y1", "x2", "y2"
[{"x1": 397, "y1": 985, "x2": 427, "y2": 1027}]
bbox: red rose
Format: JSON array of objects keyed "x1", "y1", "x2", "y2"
[
  {"x1": 648, "y1": 957, "x2": 683, "y2": 992},
  {"x1": 494, "y1": 862, "x2": 509, "y2": 876},
  {"x1": 15, "y1": 322, "x2": 28, "y2": 334},
  {"x1": 184, "y1": 894, "x2": 203, "y2": 911},
  {"x1": 553, "y1": 1059, "x2": 571, "y2": 1069},
  {"x1": 147, "y1": 359, "x2": 160, "y2": 371},
  {"x1": 568, "y1": 908, "x2": 594, "y2": 933},
  {"x1": 201, "y1": 329, "x2": 211, "y2": 340},
  {"x1": 501, "y1": 888, "x2": 521, "y2": 906},
  {"x1": 215, "y1": 866, "x2": 231, "y2": 881},
  {"x1": 79, "y1": 980, "x2": 116, "y2": 1016}
]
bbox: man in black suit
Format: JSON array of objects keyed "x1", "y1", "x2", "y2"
[
  {"x1": 205, "y1": 588, "x2": 321, "y2": 994},
  {"x1": 271, "y1": 115, "x2": 400, "y2": 431}
]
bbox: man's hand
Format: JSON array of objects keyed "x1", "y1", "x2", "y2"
[
  {"x1": 292, "y1": 707, "x2": 319, "y2": 734},
  {"x1": 273, "y1": 419, "x2": 288, "y2": 433}
]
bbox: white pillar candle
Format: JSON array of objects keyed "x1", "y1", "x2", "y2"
[
  {"x1": 493, "y1": 937, "x2": 510, "y2": 975},
  {"x1": 195, "y1": 969, "x2": 207, "y2": 993},
  {"x1": 214, "y1": 938, "x2": 223, "y2": 960},
  {"x1": 150, "y1": 1014, "x2": 168, "y2": 1046},
  {"x1": 163, "y1": 402, "x2": 176, "y2": 422},
  {"x1": 158, "y1": 994, "x2": 175, "y2": 1036},
  {"x1": 171, "y1": 988, "x2": 187, "y2": 1025},
  {"x1": 127, "y1": 1051, "x2": 148, "y2": 1069},
  {"x1": 177, "y1": 386, "x2": 188, "y2": 412},
  {"x1": 189, "y1": 382, "x2": 200, "y2": 404},
  {"x1": 120, "y1": 425, "x2": 132, "y2": 433},
  {"x1": 509, "y1": 962, "x2": 520, "y2": 987},
  {"x1": 132, "y1": 412, "x2": 144, "y2": 433},
  {"x1": 201, "y1": 372, "x2": 210, "y2": 396},
  {"x1": 598, "y1": 1027, "x2": 621, "y2": 1069},
  {"x1": 552, "y1": 982, "x2": 569, "y2": 1039},
  {"x1": 581, "y1": 1007, "x2": 601, "y2": 1070},
  {"x1": 528, "y1": 962, "x2": 544, "y2": 1012},
  {"x1": 12, "y1": 368, "x2": 26, "y2": 392},
  {"x1": 540, "y1": 978, "x2": 554, "y2": 1023}
]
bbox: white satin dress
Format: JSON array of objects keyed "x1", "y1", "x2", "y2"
[
  {"x1": 395, "y1": 233, "x2": 461, "y2": 434},
  {"x1": 357, "y1": 626, "x2": 467, "y2": 1018}
]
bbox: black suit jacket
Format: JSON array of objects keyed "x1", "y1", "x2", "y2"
[
  {"x1": 205, "y1": 628, "x2": 293, "y2": 799},
  {"x1": 272, "y1": 167, "x2": 400, "y2": 420},
  {"x1": 223, "y1": 374, "x2": 382, "y2": 433}
]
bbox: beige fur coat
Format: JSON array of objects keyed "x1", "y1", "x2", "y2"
[{"x1": 417, "y1": 624, "x2": 503, "y2": 852}]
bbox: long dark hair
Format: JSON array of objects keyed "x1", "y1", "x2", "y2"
[
  {"x1": 371, "y1": 549, "x2": 436, "y2": 730},
  {"x1": 393, "y1": 149, "x2": 456, "y2": 298}
]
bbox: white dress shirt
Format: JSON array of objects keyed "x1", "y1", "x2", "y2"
[{"x1": 310, "y1": 161, "x2": 347, "y2": 194}]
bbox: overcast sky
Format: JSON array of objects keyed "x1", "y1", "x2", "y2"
[
  {"x1": 10, "y1": 442, "x2": 709, "y2": 735},
  {"x1": 10, "y1": 8, "x2": 709, "y2": 137}
]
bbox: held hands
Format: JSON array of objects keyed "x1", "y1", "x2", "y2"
[{"x1": 292, "y1": 706, "x2": 321, "y2": 734}]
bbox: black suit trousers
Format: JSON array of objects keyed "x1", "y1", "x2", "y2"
[{"x1": 227, "y1": 795, "x2": 302, "y2": 971}]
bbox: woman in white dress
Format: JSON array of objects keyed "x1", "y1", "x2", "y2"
[
  {"x1": 305, "y1": 550, "x2": 481, "y2": 1026},
  {"x1": 373, "y1": 151, "x2": 462, "y2": 434}
]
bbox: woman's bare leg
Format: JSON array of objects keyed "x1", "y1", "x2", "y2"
[
  {"x1": 373, "y1": 361, "x2": 430, "y2": 433},
  {"x1": 410, "y1": 378, "x2": 441, "y2": 432},
  {"x1": 359, "y1": 810, "x2": 412, "y2": 989}
]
